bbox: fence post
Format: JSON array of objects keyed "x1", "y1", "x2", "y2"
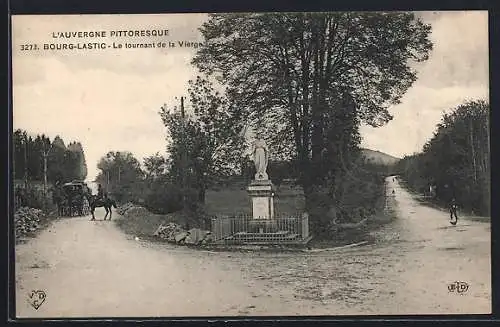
[
  {"x1": 212, "y1": 218, "x2": 219, "y2": 241},
  {"x1": 211, "y1": 218, "x2": 215, "y2": 241},
  {"x1": 301, "y1": 213, "x2": 309, "y2": 239}
]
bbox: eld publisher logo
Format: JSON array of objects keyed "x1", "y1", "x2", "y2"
[{"x1": 448, "y1": 281, "x2": 469, "y2": 294}]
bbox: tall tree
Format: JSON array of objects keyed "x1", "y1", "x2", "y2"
[
  {"x1": 396, "y1": 99, "x2": 490, "y2": 215},
  {"x1": 13, "y1": 129, "x2": 26, "y2": 181},
  {"x1": 192, "y1": 12, "x2": 432, "y2": 204},
  {"x1": 143, "y1": 153, "x2": 169, "y2": 181},
  {"x1": 47, "y1": 135, "x2": 67, "y2": 183},
  {"x1": 160, "y1": 77, "x2": 246, "y2": 203},
  {"x1": 27, "y1": 135, "x2": 44, "y2": 180},
  {"x1": 67, "y1": 141, "x2": 88, "y2": 180},
  {"x1": 96, "y1": 151, "x2": 144, "y2": 202},
  {"x1": 12, "y1": 130, "x2": 88, "y2": 186}
]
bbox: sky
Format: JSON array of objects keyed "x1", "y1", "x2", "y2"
[{"x1": 11, "y1": 11, "x2": 489, "y2": 182}]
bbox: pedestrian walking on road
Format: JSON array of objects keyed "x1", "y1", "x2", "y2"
[{"x1": 449, "y1": 198, "x2": 458, "y2": 225}]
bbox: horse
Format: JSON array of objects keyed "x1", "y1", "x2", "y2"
[{"x1": 86, "y1": 194, "x2": 117, "y2": 221}]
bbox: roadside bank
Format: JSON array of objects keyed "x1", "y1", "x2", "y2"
[
  {"x1": 114, "y1": 202, "x2": 397, "y2": 251},
  {"x1": 14, "y1": 207, "x2": 59, "y2": 244}
]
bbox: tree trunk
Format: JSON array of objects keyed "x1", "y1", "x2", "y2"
[
  {"x1": 310, "y1": 26, "x2": 326, "y2": 186},
  {"x1": 43, "y1": 152, "x2": 48, "y2": 196},
  {"x1": 469, "y1": 119, "x2": 477, "y2": 183},
  {"x1": 484, "y1": 112, "x2": 490, "y2": 173},
  {"x1": 198, "y1": 187, "x2": 205, "y2": 203}
]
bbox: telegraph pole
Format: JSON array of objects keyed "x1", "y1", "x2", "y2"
[
  {"x1": 106, "y1": 170, "x2": 110, "y2": 193},
  {"x1": 41, "y1": 139, "x2": 54, "y2": 198},
  {"x1": 180, "y1": 96, "x2": 185, "y2": 117}
]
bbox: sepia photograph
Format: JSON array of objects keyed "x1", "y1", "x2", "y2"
[{"x1": 11, "y1": 11, "x2": 491, "y2": 318}]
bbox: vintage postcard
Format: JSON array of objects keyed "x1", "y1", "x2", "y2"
[{"x1": 11, "y1": 12, "x2": 491, "y2": 318}]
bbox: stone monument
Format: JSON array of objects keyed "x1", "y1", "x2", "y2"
[{"x1": 247, "y1": 135, "x2": 274, "y2": 223}]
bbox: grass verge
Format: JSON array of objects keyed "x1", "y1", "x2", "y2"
[
  {"x1": 114, "y1": 183, "x2": 395, "y2": 250},
  {"x1": 309, "y1": 210, "x2": 396, "y2": 249},
  {"x1": 114, "y1": 209, "x2": 196, "y2": 238}
]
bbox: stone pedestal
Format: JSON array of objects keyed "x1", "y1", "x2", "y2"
[
  {"x1": 247, "y1": 179, "x2": 276, "y2": 233},
  {"x1": 247, "y1": 180, "x2": 277, "y2": 233},
  {"x1": 247, "y1": 179, "x2": 274, "y2": 220}
]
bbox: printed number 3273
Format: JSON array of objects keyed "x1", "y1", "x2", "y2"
[{"x1": 20, "y1": 44, "x2": 38, "y2": 51}]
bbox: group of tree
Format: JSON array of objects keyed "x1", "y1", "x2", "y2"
[
  {"x1": 13, "y1": 129, "x2": 88, "y2": 186},
  {"x1": 93, "y1": 149, "x2": 191, "y2": 214},
  {"x1": 395, "y1": 100, "x2": 490, "y2": 216},
  {"x1": 188, "y1": 12, "x2": 432, "y2": 232},
  {"x1": 97, "y1": 12, "x2": 434, "y2": 233},
  {"x1": 159, "y1": 77, "x2": 246, "y2": 204},
  {"x1": 94, "y1": 151, "x2": 145, "y2": 203},
  {"x1": 192, "y1": 11, "x2": 430, "y2": 196}
]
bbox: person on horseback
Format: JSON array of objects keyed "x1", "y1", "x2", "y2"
[
  {"x1": 97, "y1": 184, "x2": 104, "y2": 200},
  {"x1": 89, "y1": 186, "x2": 116, "y2": 221}
]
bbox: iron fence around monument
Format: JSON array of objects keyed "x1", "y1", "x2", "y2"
[{"x1": 211, "y1": 213, "x2": 310, "y2": 245}]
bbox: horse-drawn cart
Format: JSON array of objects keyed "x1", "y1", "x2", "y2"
[{"x1": 57, "y1": 181, "x2": 91, "y2": 217}]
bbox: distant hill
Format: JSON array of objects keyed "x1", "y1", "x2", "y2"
[{"x1": 360, "y1": 148, "x2": 400, "y2": 166}]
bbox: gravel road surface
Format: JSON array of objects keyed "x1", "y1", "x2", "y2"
[{"x1": 15, "y1": 178, "x2": 491, "y2": 317}]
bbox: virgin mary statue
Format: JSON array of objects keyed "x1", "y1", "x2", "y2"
[{"x1": 252, "y1": 135, "x2": 269, "y2": 180}]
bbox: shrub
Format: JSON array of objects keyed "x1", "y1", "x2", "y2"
[
  {"x1": 15, "y1": 187, "x2": 55, "y2": 213},
  {"x1": 143, "y1": 181, "x2": 184, "y2": 214},
  {"x1": 308, "y1": 161, "x2": 387, "y2": 239}
]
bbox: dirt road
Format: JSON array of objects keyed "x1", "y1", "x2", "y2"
[{"x1": 15, "y1": 177, "x2": 491, "y2": 317}]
